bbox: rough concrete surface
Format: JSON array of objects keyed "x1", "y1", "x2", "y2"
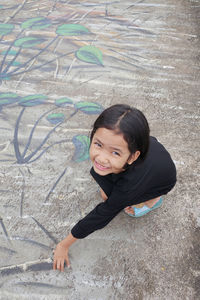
[{"x1": 0, "y1": 0, "x2": 199, "y2": 299}]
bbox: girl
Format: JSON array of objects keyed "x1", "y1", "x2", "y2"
[{"x1": 53, "y1": 104, "x2": 176, "y2": 271}]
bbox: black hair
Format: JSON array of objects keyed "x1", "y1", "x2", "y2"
[{"x1": 90, "y1": 104, "x2": 150, "y2": 160}]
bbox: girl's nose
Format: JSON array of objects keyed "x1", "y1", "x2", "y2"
[{"x1": 97, "y1": 153, "x2": 109, "y2": 164}]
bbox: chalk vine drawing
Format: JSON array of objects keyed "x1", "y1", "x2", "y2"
[
  {"x1": 0, "y1": 0, "x2": 155, "y2": 86},
  {"x1": 0, "y1": 14, "x2": 104, "y2": 205},
  {"x1": 0, "y1": 0, "x2": 159, "y2": 289},
  {"x1": 0, "y1": 94, "x2": 103, "y2": 221},
  {"x1": 0, "y1": 20, "x2": 103, "y2": 82},
  {"x1": 0, "y1": 4, "x2": 106, "y2": 279},
  {"x1": 0, "y1": 93, "x2": 103, "y2": 164}
]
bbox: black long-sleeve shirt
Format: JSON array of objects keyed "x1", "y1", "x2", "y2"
[{"x1": 71, "y1": 137, "x2": 176, "y2": 239}]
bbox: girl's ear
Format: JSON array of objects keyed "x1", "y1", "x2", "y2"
[{"x1": 127, "y1": 151, "x2": 140, "y2": 165}]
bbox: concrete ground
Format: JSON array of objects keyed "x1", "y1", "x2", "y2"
[{"x1": 0, "y1": 0, "x2": 199, "y2": 299}]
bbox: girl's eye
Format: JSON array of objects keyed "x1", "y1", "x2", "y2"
[
  {"x1": 112, "y1": 151, "x2": 120, "y2": 156},
  {"x1": 94, "y1": 142, "x2": 101, "y2": 147}
]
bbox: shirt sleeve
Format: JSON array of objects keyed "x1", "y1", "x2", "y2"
[{"x1": 71, "y1": 189, "x2": 129, "y2": 239}]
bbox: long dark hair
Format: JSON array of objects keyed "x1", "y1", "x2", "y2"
[{"x1": 90, "y1": 104, "x2": 150, "y2": 160}]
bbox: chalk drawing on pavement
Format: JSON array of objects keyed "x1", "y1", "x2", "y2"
[{"x1": 0, "y1": 93, "x2": 103, "y2": 164}]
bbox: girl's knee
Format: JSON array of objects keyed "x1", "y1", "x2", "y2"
[{"x1": 100, "y1": 188, "x2": 108, "y2": 201}]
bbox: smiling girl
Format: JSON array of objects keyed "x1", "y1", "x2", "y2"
[{"x1": 53, "y1": 104, "x2": 176, "y2": 271}]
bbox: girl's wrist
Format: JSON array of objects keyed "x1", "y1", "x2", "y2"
[
  {"x1": 58, "y1": 233, "x2": 77, "y2": 249},
  {"x1": 57, "y1": 240, "x2": 69, "y2": 249}
]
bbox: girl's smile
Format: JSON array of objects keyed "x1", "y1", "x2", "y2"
[
  {"x1": 90, "y1": 128, "x2": 140, "y2": 175},
  {"x1": 94, "y1": 160, "x2": 111, "y2": 171}
]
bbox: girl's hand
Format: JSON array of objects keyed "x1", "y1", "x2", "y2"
[
  {"x1": 53, "y1": 233, "x2": 77, "y2": 271},
  {"x1": 53, "y1": 242, "x2": 70, "y2": 271}
]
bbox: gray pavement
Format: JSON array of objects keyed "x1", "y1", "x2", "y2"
[{"x1": 0, "y1": 0, "x2": 199, "y2": 299}]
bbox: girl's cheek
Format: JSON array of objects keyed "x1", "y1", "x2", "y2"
[
  {"x1": 89, "y1": 146, "x2": 97, "y2": 160},
  {"x1": 89, "y1": 147, "x2": 94, "y2": 159}
]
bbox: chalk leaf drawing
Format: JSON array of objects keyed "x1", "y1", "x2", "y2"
[
  {"x1": 46, "y1": 113, "x2": 65, "y2": 124},
  {"x1": 0, "y1": 92, "x2": 20, "y2": 106},
  {"x1": 55, "y1": 98, "x2": 73, "y2": 107},
  {"x1": 14, "y1": 37, "x2": 46, "y2": 48},
  {"x1": 76, "y1": 45, "x2": 103, "y2": 66},
  {"x1": 72, "y1": 135, "x2": 90, "y2": 162},
  {"x1": 0, "y1": 23, "x2": 14, "y2": 36},
  {"x1": 21, "y1": 17, "x2": 52, "y2": 30},
  {"x1": 56, "y1": 24, "x2": 90, "y2": 36},
  {"x1": 19, "y1": 94, "x2": 47, "y2": 106},
  {"x1": 1, "y1": 50, "x2": 18, "y2": 56},
  {"x1": 74, "y1": 101, "x2": 103, "y2": 114}
]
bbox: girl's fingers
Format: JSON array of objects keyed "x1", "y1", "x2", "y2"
[
  {"x1": 57, "y1": 261, "x2": 61, "y2": 271},
  {"x1": 53, "y1": 254, "x2": 70, "y2": 271},
  {"x1": 54, "y1": 258, "x2": 68, "y2": 271},
  {"x1": 65, "y1": 256, "x2": 70, "y2": 268},
  {"x1": 53, "y1": 259, "x2": 57, "y2": 270},
  {"x1": 60, "y1": 260, "x2": 65, "y2": 272}
]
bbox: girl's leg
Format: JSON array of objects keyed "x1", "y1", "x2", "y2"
[
  {"x1": 100, "y1": 188, "x2": 108, "y2": 201},
  {"x1": 124, "y1": 196, "x2": 161, "y2": 215}
]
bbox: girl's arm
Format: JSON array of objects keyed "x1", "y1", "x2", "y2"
[
  {"x1": 54, "y1": 189, "x2": 124, "y2": 270},
  {"x1": 53, "y1": 233, "x2": 77, "y2": 271}
]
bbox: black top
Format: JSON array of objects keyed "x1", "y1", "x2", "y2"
[{"x1": 71, "y1": 136, "x2": 176, "y2": 239}]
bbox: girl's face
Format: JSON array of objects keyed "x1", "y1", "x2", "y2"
[{"x1": 90, "y1": 128, "x2": 140, "y2": 176}]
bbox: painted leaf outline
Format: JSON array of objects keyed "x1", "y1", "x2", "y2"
[
  {"x1": 72, "y1": 135, "x2": 90, "y2": 162},
  {"x1": 14, "y1": 37, "x2": 45, "y2": 48},
  {"x1": 55, "y1": 98, "x2": 73, "y2": 107},
  {"x1": 75, "y1": 101, "x2": 103, "y2": 115},
  {"x1": 0, "y1": 93, "x2": 20, "y2": 106},
  {"x1": 1, "y1": 50, "x2": 18, "y2": 56},
  {"x1": 56, "y1": 24, "x2": 90, "y2": 36},
  {"x1": 21, "y1": 17, "x2": 51, "y2": 30},
  {"x1": 11, "y1": 61, "x2": 21, "y2": 66},
  {"x1": 76, "y1": 45, "x2": 103, "y2": 66},
  {"x1": 0, "y1": 23, "x2": 14, "y2": 36},
  {"x1": 1, "y1": 76, "x2": 10, "y2": 81},
  {"x1": 19, "y1": 94, "x2": 47, "y2": 107},
  {"x1": 46, "y1": 113, "x2": 65, "y2": 124}
]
